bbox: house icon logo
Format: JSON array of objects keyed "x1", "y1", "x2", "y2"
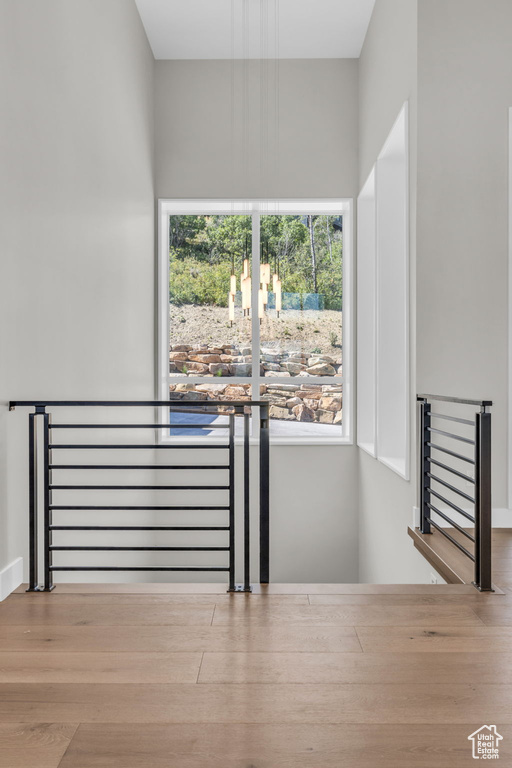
[{"x1": 468, "y1": 725, "x2": 503, "y2": 759}]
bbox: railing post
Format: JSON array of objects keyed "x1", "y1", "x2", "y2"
[
  {"x1": 243, "y1": 407, "x2": 251, "y2": 592},
  {"x1": 43, "y1": 409, "x2": 54, "y2": 591},
  {"x1": 419, "y1": 399, "x2": 431, "y2": 534},
  {"x1": 259, "y1": 402, "x2": 270, "y2": 583},
  {"x1": 474, "y1": 406, "x2": 492, "y2": 591},
  {"x1": 26, "y1": 411, "x2": 40, "y2": 591},
  {"x1": 227, "y1": 411, "x2": 235, "y2": 592}
]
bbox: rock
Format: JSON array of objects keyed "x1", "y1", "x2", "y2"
[
  {"x1": 317, "y1": 409, "x2": 335, "y2": 424},
  {"x1": 169, "y1": 385, "x2": 176, "y2": 392},
  {"x1": 300, "y1": 383, "x2": 322, "y2": 390},
  {"x1": 287, "y1": 356, "x2": 308, "y2": 365},
  {"x1": 306, "y1": 363, "x2": 336, "y2": 376},
  {"x1": 209, "y1": 363, "x2": 231, "y2": 375},
  {"x1": 240, "y1": 347, "x2": 251, "y2": 356},
  {"x1": 206, "y1": 348, "x2": 223, "y2": 355},
  {"x1": 304, "y1": 398, "x2": 319, "y2": 410},
  {"x1": 262, "y1": 353, "x2": 282, "y2": 363},
  {"x1": 171, "y1": 345, "x2": 192, "y2": 352},
  {"x1": 259, "y1": 385, "x2": 267, "y2": 394},
  {"x1": 308, "y1": 355, "x2": 335, "y2": 365},
  {"x1": 286, "y1": 397, "x2": 302, "y2": 408},
  {"x1": 220, "y1": 355, "x2": 233, "y2": 363},
  {"x1": 269, "y1": 405, "x2": 295, "y2": 420},
  {"x1": 268, "y1": 396, "x2": 288, "y2": 407},
  {"x1": 230, "y1": 363, "x2": 252, "y2": 376},
  {"x1": 189, "y1": 354, "x2": 222, "y2": 364},
  {"x1": 169, "y1": 352, "x2": 189, "y2": 362},
  {"x1": 169, "y1": 363, "x2": 178, "y2": 373},
  {"x1": 297, "y1": 390, "x2": 321, "y2": 400},
  {"x1": 183, "y1": 361, "x2": 209, "y2": 374},
  {"x1": 265, "y1": 371, "x2": 291, "y2": 377},
  {"x1": 270, "y1": 389, "x2": 298, "y2": 399},
  {"x1": 334, "y1": 410, "x2": 343, "y2": 424},
  {"x1": 284, "y1": 362, "x2": 307, "y2": 374},
  {"x1": 175, "y1": 383, "x2": 196, "y2": 392},
  {"x1": 319, "y1": 394, "x2": 342, "y2": 412},
  {"x1": 263, "y1": 363, "x2": 281, "y2": 372},
  {"x1": 224, "y1": 385, "x2": 249, "y2": 398},
  {"x1": 196, "y1": 383, "x2": 227, "y2": 394},
  {"x1": 292, "y1": 403, "x2": 315, "y2": 422},
  {"x1": 176, "y1": 391, "x2": 207, "y2": 401},
  {"x1": 266, "y1": 384, "x2": 298, "y2": 392}
]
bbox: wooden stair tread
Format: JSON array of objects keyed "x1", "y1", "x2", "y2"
[{"x1": 409, "y1": 526, "x2": 508, "y2": 590}]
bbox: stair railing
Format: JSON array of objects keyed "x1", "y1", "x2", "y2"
[
  {"x1": 417, "y1": 394, "x2": 492, "y2": 591},
  {"x1": 9, "y1": 399, "x2": 270, "y2": 593}
]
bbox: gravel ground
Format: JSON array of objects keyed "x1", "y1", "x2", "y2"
[{"x1": 170, "y1": 304, "x2": 343, "y2": 357}]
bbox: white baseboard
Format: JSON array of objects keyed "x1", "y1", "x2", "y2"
[{"x1": 0, "y1": 557, "x2": 23, "y2": 602}]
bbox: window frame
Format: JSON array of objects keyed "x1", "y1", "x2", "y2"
[{"x1": 157, "y1": 198, "x2": 353, "y2": 445}]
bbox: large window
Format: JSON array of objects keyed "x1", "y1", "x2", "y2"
[{"x1": 158, "y1": 200, "x2": 352, "y2": 442}]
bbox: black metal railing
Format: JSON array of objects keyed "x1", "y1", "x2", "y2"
[
  {"x1": 9, "y1": 399, "x2": 270, "y2": 593},
  {"x1": 417, "y1": 393, "x2": 492, "y2": 591}
]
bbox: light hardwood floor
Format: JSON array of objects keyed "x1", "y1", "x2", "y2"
[{"x1": 1, "y1": 580, "x2": 512, "y2": 767}]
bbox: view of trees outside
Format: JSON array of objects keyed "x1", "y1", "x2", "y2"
[
  {"x1": 168, "y1": 214, "x2": 343, "y2": 432},
  {"x1": 169, "y1": 214, "x2": 343, "y2": 379}
]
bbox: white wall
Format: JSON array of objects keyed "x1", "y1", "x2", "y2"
[
  {"x1": 155, "y1": 57, "x2": 360, "y2": 583},
  {"x1": 357, "y1": 0, "x2": 434, "y2": 583},
  {"x1": 155, "y1": 58, "x2": 358, "y2": 199},
  {"x1": 416, "y1": 0, "x2": 512, "y2": 511},
  {"x1": 0, "y1": 0, "x2": 155, "y2": 582}
]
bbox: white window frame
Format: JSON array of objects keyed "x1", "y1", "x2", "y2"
[{"x1": 157, "y1": 198, "x2": 353, "y2": 445}]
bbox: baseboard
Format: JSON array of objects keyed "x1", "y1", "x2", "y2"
[{"x1": 0, "y1": 557, "x2": 23, "y2": 602}]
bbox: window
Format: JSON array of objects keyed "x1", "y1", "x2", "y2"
[{"x1": 158, "y1": 200, "x2": 352, "y2": 442}]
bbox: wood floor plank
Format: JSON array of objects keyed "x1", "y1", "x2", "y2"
[
  {"x1": 198, "y1": 650, "x2": 512, "y2": 684},
  {"x1": 308, "y1": 593, "x2": 503, "y2": 605},
  {"x1": 0, "y1": 624, "x2": 360, "y2": 653},
  {"x1": 0, "y1": 603, "x2": 215, "y2": 626},
  {"x1": 1, "y1": 682, "x2": 512, "y2": 723},
  {"x1": 8, "y1": 593, "x2": 309, "y2": 606},
  {"x1": 57, "y1": 723, "x2": 512, "y2": 768},
  {"x1": 471, "y1": 605, "x2": 512, "y2": 625},
  {"x1": 0, "y1": 723, "x2": 78, "y2": 768},
  {"x1": 0, "y1": 652, "x2": 202, "y2": 684},
  {"x1": 212, "y1": 603, "x2": 484, "y2": 626},
  {"x1": 356, "y1": 625, "x2": 512, "y2": 652}
]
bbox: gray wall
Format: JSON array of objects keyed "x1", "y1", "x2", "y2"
[
  {"x1": 155, "y1": 57, "x2": 361, "y2": 584},
  {"x1": 357, "y1": 0, "x2": 434, "y2": 583},
  {"x1": 155, "y1": 58, "x2": 358, "y2": 199},
  {"x1": 416, "y1": 0, "x2": 512, "y2": 510},
  {"x1": 0, "y1": 0, "x2": 155, "y2": 578}
]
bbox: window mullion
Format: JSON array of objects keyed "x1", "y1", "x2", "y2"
[{"x1": 251, "y1": 212, "x2": 261, "y2": 406}]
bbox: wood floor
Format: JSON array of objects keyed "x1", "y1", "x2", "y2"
[{"x1": 1, "y1": 581, "x2": 512, "y2": 767}]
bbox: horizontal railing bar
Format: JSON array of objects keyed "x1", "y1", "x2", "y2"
[
  {"x1": 50, "y1": 526, "x2": 230, "y2": 531},
  {"x1": 49, "y1": 445, "x2": 229, "y2": 450},
  {"x1": 49, "y1": 566, "x2": 230, "y2": 571},
  {"x1": 49, "y1": 465, "x2": 230, "y2": 470},
  {"x1": 49, "y1": 485, "x2": 229, "y2": 491},
  {"x1": 430, "y1": 413, "x2": 476, "y2": 427},
  {"x1": 427, "y1": 518, "x2": 476, "y2": 561},
  {"x1": 49, "y1": 505, "x2": 229, "y2": 511},
  {"x1": 427, "y1": 427, "x2": 475, "y2": 445},
  {"x1": 417, "y1": 394, "x2": 492, "y2": 407},
  {"x1": 428, "y1": 489, "x2": 476, "y2": 522},
  {"x1": 10, "y1": 400, "x2": 265, "y2": 408},
  {"x1": 427, "y1": 442, "x2": 475, "y2": 465},
  {"x1": 426, "y1": 503, "x2": 475, "y2": 542},
  {"x1": 50, "y1": 424, "x2": 229, "y2": 430},
  {"x1": 427, "y1": 457, "x2": 475, "y2": 483},
  {"x1": 426, "y1": 473, "x2": 475, "y2": 504},
  {"x1": 50, "y1": 546, "x2": 229, "y2": 551}
]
